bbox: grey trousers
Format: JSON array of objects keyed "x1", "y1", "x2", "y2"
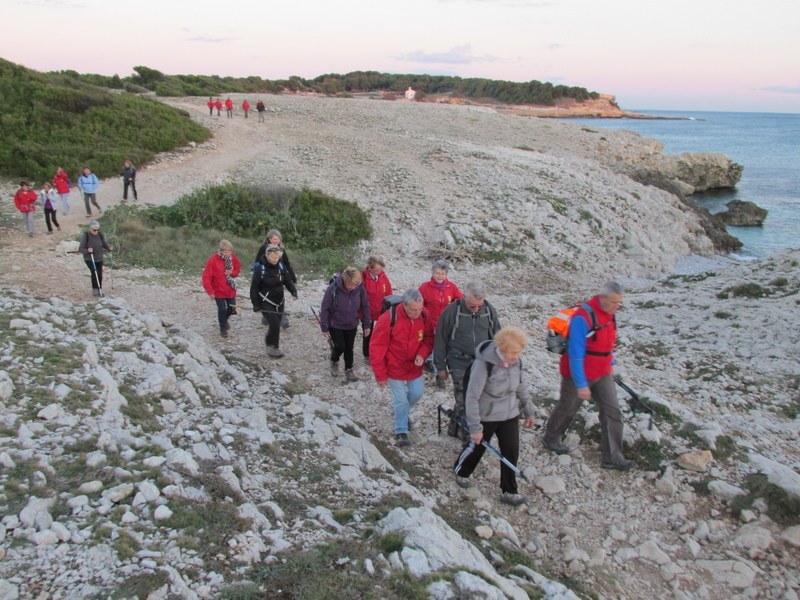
[{"x1": 544, "y1": 375, "x2": 625, "y2": 463}]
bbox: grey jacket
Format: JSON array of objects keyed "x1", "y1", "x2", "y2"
[
  {"x1": 433, "y1": 298, "x2": 500, "y2": 375},
  {"x1": 79, "y1": 230, "x2": 111, "y2": 262},
  {"x1": 464, "y1": 341, "x2": 534, "y2": 434}
]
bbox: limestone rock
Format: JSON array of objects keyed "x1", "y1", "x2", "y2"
[
  {"x1": 0, "y1": 372, "x2": 16, "y2": 402},
  {"x1": 636, "y1": 540, "x2": 672, "y2": 565},
  {"x1": 677, "y1": 450, "x2": 712, "y2": 472},
  {"x1": 535, "y1": 475, "x2": 566, "y2": 495},
  {"x1": 31, "y1": 530, "x2": 59, "y2": 546},
  {"x1": 708, "y1": 480, "x2": 746, "y2": 502},
  {"x1": 718, "y1": 200, "x2": 768, "y2": 227},
  {"x1": 154, "y1": 505, "x2": 173, "y2": 521},
  {"x1": 453, "y1": 571, "x2": 505, "y2": 599},
  {"x1": 104, "y1": 483, "x2": 135, "y2": 503},
  {"x1": 696, "y1": 559, "x2": 756, "y2": 589},
  {"x1": 78, "y1": 481, "x2": 103, "y2": 494},
  {"x1": 165, "y1": 448, "x2": 200, "y2": 476},
  {"x1": 781, "y1": 525, "x2": 800, "y2": 547},
  {"x1": 730, "y1": 523, "x2": 773, "y2": 558},
  {"x1": 19, "y1": 496, "x2": 55, "y2": 528},
  {"x1": 475, "y1": 525, "x2": 493, "y2": 539},
  {"x1": 37, "y1": 403, "x2": 65, "y2": 421},
  {"x1": 750, "y1": 454, "x2": 800, "y2": 500}
]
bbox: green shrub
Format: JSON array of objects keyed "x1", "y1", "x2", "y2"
[
  {"x1": 378, "y1": 532, "x2": 405, "y2": 554},
  {"x1": 731, "y1": 474, "x2": 800, "y2": 524},
  {"x1": 717, "y1": 282, "x2": 768, "y2": 299}
]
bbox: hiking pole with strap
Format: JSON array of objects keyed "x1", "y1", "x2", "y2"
[
  {"x1": 106, "y1": 251, "x2": 113, "y2": 293},
  {"x1": 613, "y1": 375, "x2": 654, "y2": 430},
  {"x1": 438, "y1": 405, "x2": 530, "y2": 482},
  {"x1": 310, "y1": 307, "x2": 334, "y2": 349},
  {"x1": 89, "y1": 252, "x2": 103, "y2": 297}
]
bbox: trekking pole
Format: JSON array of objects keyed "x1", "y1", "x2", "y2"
[
  {"x1": 89, "y1": 252, "x2": 103, "y2": 298},
  {"x1": 438, "y1": 405, "x2": 529, "y2": 482},
  {"x1": 310, "y1": 307, "x2": 334, "y2": 349},
  {"x1": 613, "y1": 375, "x2": 654, "y2": 430},
  {"x1": 106, "y1": 251, "x2": 113, "y2": 293}
]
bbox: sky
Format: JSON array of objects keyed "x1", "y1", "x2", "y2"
[{"x1": 1, "y1": 0, "x2": 798, "y2": 113}]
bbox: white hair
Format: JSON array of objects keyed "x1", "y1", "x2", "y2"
[
  {"x1": 402, "y1": 289, "x2": 423, "y2": 304},
  {"x1": 600, "y1": 281, "x2": 623, "y2": 297}
]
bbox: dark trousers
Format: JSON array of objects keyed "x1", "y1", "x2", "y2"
[
  {"x1": 262, "y1": 306, "x2": 283, "y2": 348},
  {"x1": 449, "y1": 368, "x2": 467, "y2": 433},
  {"x1": 83, "y1": 193, "x2": 101, "y2": 215},
  {"x1": 544, "y1": 375, "x2": 624, "y2": 463},
  {"x1": 214, "y1": 298, "x2": 236, "y2": 328},
  {"x1": 454, "y1": 418, "x2": 520, "y2": 494},
  {"x1": 330, "y1": 327, "x2": 357, "y2": 370},
  {"x1": 123, "y1": 179, "x2": 137, "y2": 200},
  {"x1": 362, "y1": 321, "x2": 375, "y2": 357},
  {"x1": 44, "y1": 208, "x2": 60, "y2": 232},
  {"x1": 84, "y1": 260, "x2": 103, "y2": 289}
]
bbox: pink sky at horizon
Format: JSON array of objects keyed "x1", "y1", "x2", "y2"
[{"x1": 1, "y1": 0, "x2": 798, "y2": 113}]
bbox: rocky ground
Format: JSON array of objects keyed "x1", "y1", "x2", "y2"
[{"x1": 0, "y1": 94, "x2": 798, "y2": 599}]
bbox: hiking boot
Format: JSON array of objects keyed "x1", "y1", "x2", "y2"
[
  {"x1": 455, "y1": 475, "x2": 473, "y2": 489},
  {"x1": 542, "y1": 437, "x2": 569, "y2": 455},
  {"x1": 330, "y1": 361, "x2": 339, "y2": 377},
  {"x1": 436, "y1": 377, "x2": 446, "y2": 390},
  {"x1": 266, "y1": 346, "x2": 284, "y2": 358},
  {"x1": 92, "y1": 289, "x2": 100, "y2": 297},
  {"x1": 344, "y1": 369, "x2": 359, "y2": 383},
  {"x1": 395, "y1": 433, "x2": 411, "y2": 447},
  {"x1": 220, "y1": 326, "x2": 228, "y2": 338},
  {"x1": 500, "y1": 492, "x2": 528, "y2": 506},
  {"x1": 447, "y1": 420, "x2": 460, "y2": 438},
  {"x1": 601, "y1": 459, "x2": 636, "y2": 471}
]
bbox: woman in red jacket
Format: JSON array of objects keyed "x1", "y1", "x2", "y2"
[
  {"x1": 418, "y1": 259, "x2": 463, "y2": 372},
  {"x1": 201, "y1": 239, "x2": 241, "y2": 338},
  {"x1": 52, "y1": 167, "x2": 72, "y2": 216},
  {"x1": 214, "y1": 98, "x2": 223, "y2": 116},
  {"x1": 241, "y1": 100, "x2": 250, "y2": 119},
  {"x1": 206, "y1": 97, "x2": 214, "y2": 115},
  {"x1": 361, "y1": 255, "x2": 393, "y2": 363},
  {"x1": 224, "y1": 97, "x2": 234, "y2": 118},
  {"x1": 14, "y1": 181, "x2": 38, "y2": 237}
]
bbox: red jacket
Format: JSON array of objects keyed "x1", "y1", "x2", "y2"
[
  {"x1": 225, "y1": 98, "x2": 234, "y2": 109},
  {"x1": 370, "y1": 304, "x2": 434, "y2": 382},
  {"x1": 201, "y1": 253, "x2": 241, "y2": 299},
  {"x1": 242, "y1": 101, "x2": 250, "y2": 111},
  {"x1": 560, "y1": 295, "x2": 617, "y2": 382},
  {"x1": 207, "y1": 99, "x2": 214, "y2": 108},
  {"x1": 52, "y1": 170, "x2": 71, "y2": 194},
  {"x1": 418, "y1": 278, "x2": 463, "y2": 327},
  {"x1": 361, "y1": 269, "x2": 393, "y2": 323},
  {"x1": 214, "y1": 99, "x2": 223, "y2": 109},
  {"x1": 14, "y1": 189, "x2": 37, "y2": 213}
]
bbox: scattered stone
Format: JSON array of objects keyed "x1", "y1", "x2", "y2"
[
  {"x1": 37, "y1": 403, "x2": 65, "y2": 421},
  {"x1": 677, "y1": 450, "x2": 713, "y2": 472},
  {"x1": 730, "y1": 523, "x2": 773, "y2": 558},
  {"x1": 696, "y1": 559, "x2": 756, "y2": 589},
  {"x1": 475, "y1": 525, "x2": 493, "y2": 539},
  {"x1": 154, "y1": 505, "x2": 173, "y2": 521},
  {"x1": 453, "y1": 571, "x2": 505, "y2": 600},
  {"x1": 31, "y1": 530, "x2": 59, "y2": 546},
  {"x1": 636, "y1": 540, "x2": 672, "y2": 565},
  {"x1": 708, "y1": 480, "x2": 746, "y2": 502},
  {"x1": 535, "y1": 475, "x2": 566, "y2": 495},
  {"x1": 781, "y1": 525, "x2": 800, "y2": 547},
  {"x1": 78, "y1": 481, "x2": 103, "y2": 494},
  {"x1": 750, "y1": 454, "x2": 800, "y2": 500},
  {"x1": 104, "y1": 483, "x2": 135, "y2": 503}
]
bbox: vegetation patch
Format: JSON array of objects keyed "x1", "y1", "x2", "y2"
[
  {"x1": 110, "y1": 571, "x2": 170, "y2": 600},
  {"x1": 731, "y1": 474, "x2": 800, "y2": 524},
  {"x1": 717, "y1": 282, "x2": 769, "y2": 299},
  {"x1": 623, "y1": 439, "x2": 666, "y2": 472}
]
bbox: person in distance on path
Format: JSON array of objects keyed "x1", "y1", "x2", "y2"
[
  {"x1": 241, "y1": 99, "x2": 250, "y2": 119},
  {"x1": 77, "y1": 166, "x2": 101, "y2": 217},
  {"x1": 120, "y1": 160, "x2": 138, "y2": 201},
  {"x1": 52, "y1": 166, "x2": 72, "y2": 216},
  {"x1": 206, "y1": 97, "x2": 214, "y2": 115},
  {"x1": 418, "y1": 260, "x2": 463, "y2": 374},
  {"x1": 202, "y1": 239, "x2": 240, "y2": 338},
  {"x1": 39, "y1": 182, "x2": 60, "y2": 235},
  {"x1": 225, "y1": 97, "x2": 234, "y2": 118},
  {"x1": 13, "y1": 181, "x2": 38, "y2": 237},
  {"x1": 256, "y1": 99, "x2": 266, "y2": 123},
  {"x1": 214, "y1": 98, "x2": 223, "y2": 116},
  {"x1": 542, "y1": 282, "x2": 636, "y2": 471}
]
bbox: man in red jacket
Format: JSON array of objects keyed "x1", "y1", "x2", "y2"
[
  {"x1": 543, "y1": 282, "x2": 635, "y2": 470},
  {"x1": 225, "y1": 97, "x2": 234, "y2": 118},
  {"x1": 241, "y1": 100, "x2": 250, "y2": 119},
  {"x1": 370, "y1": 289, "x2": 435, "y2": 446},
  {"x1": 13, "y1": 181, "x2": 38, "y2": 237}
]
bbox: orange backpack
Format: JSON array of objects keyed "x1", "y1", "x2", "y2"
[{"x1": 546, "y1": 303, "x2": 610, "y2": 355}]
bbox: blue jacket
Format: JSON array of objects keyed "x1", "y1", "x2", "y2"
[{"x1": 78, "y1": 173, "x2": 99, "y2": 193}]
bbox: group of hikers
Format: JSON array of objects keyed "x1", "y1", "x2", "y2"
[
  {"x1": 201, "y1": 236, "x2": 635, "y2": 506},
  {"x1": 206, "y1": 97, "x2": 267, "y2": 122}
]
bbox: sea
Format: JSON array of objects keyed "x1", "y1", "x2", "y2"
[{"x1": 567, "y1": 111, "x2": 800, "y2": 258}]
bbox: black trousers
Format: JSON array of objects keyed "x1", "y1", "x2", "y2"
[
  {"x1": 330, "y1": 327, "x2": 357, "y2": 369},
  {"x1": 84, "y1": 260, "x2": 103, "y2": 289},
  {"x1": 362, "y1": 321, "x2": 374, "y2": 357},
  {"x1": 123, "y1": 179, "x2": 137, "y2": 200},
  {"x1": 44, "y1": 208, "x2": 59, "y2": 232},
  {"x1": 262, "y1": 307, "x2": 283, "y2": 348},
  {"x1": 454, "y1": 418, "x2": 520, "y2": 494}
]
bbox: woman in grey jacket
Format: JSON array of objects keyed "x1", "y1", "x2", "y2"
[{"x1": 453, "y1": 326, "x2": 536, "y2": 506}]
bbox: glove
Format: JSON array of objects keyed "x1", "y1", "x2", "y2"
[{"x1": 252, "y1": 305, "x2": 261, "y2": 312}]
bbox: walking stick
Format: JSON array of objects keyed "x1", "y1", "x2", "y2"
[
  {"x1": 89, "y1": 252, "x2": 103, "y2": 297},
  {"x1": 310, "y1": 307, "x2": 334, "y2": 349},
  {"x1": 613, "y1": 375, "x2": 654, "y2": 430},
  {"x1": 106, "y1": 251, "x2": 113, "y2": 293},
  {"x1": 438, "y1": 405, "x2": 530, "y2": 482}
]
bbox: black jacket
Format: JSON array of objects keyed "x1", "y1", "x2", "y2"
[
  {"x1": 250, "y1": 259, "x2": 297, "y2": 311},
  {"x1": 254, "y1": 244, "x2": 297, "y2": 283}
]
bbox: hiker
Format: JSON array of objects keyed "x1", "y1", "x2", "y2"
[
  {"x1": 77, "y1": 166, "x2": 101, "y2": 217},
  {"x1": 256, "y1": 99, "x2": 266, "y2": 123},
  {"x1": 241, "y1": 100, "x2": 250, "y2": 119},
  {"x1": 201, "y1": 239, "x2": 241, "y2": 338},
  {"x1": 419, "y1": 260, "x2": 463, "y2": 372},
  {"x1": 361, "y1": 255, "x2": 393, "y2": 363},
  {"x1": 39, "y1": 182, "x2": 60, "y2": 235},
  {"x1": 214, "y1": 98, "x2": 223, "y2": 116},
  {"x1": 542, "y1": 282, "x2": 636, "y2": 471},
  {"x1": 120, "y1": 160, "x2": 138, "y2": 201},
  {"x1": 434, "y1": 281, "x2": 501, "y2": 440},
  {"x1": 250, "y1": 245, "x2": 298, "y2": 358},
  {"x1": 453, "y1": 326, "x2": 536, "y2": 506},
  {"x1": 52, "y1": 167, "x2": 72, "y2": 216},
  {"x1": 13, "y1": 181, "x2": 38, "y2": 237},
  {"x1": 79, "y1": 220, "x2": 113, "y2": 297},
  {"x1": 206, "y1": 97, "x2": 214, "y2": 115},
  {"x1": 320, "y1": 267, "x2": 371, "y2": 383},
  {"x1": 369, "y1": 289, "x2": 435, "y2": 446},
  {"x1": 254, "y1": 229, "x2": 297, "y2": 328},
  {"x1": 225, "y1": 97, "x2": 234, "y2": 118}
]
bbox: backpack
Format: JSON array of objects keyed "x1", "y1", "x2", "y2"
[
  {"x1": 545, "y1": 303, "x2": 613, "y2": 355},
  {"x1": 462, "y1": 340, "x2": 523, "y2": 395},
  {"x1": 449, "y1": 298, "x2": 497, "y2": 340}
]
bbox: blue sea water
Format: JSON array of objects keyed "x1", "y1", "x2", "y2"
[{"x1": 568, "y1": 111, "x2": 800, "y2": 257}]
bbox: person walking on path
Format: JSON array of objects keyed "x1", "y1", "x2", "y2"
[
  {"x1": 320, "y1": 267, "x2": 371, "y2": 383},
  {"x1": 13, "y1": 181, "x2": 38, "y2": 237},
  {"x1": 52, "y1": 167, "x2": 72, "y2": 216},
  {"x1": 361, "y1": 255, "x2": 393, "y2": 363},
  {"x1": 206, "y1": 97, "x2": 214, "y2": 115},
  {"x1": 241, "y1": 100, "x2": 250, "y2": 119},
  {"x1": 256, "y1": 99, "x2": 266, "y2": 123},
  {"x1": 39, "y1": 182, "x2": 60, "y2": 235},
  {"x1": 542, "y1": 282, "x2": 635, "y2": 471},
  {"x1": 434, "y1": 281, "x2": 501, "y2": 440},
  {"x1": 120, "y1": 160, "x2": 138, "y2": 201},
  {"x1": 453, "y1": 327, "x2": 536, "y2": 506},
  {"x1": 254, "y1": 229, "x2": 297, "y2": 328},
  {"x1": 202, "y1": 239, "x2": 241, "y2": 338},
  {"x1": 419, "y1": 260, "x2": 463, "y2": 373},
  {"x1": 77, "y1": 166, "x2": 101, "y2": 217},
  {"x1": 369, "y1": 289, "x2": 435, "y2": 447},
  {"x1": 225, "y1": 97, "x2": 234, "y2": 118},
  {"x1": 250, "y1": 245, "x2": 298, "y2": 358},
  {"x1": 79, "y1": 220, "x2": 113, "y2": 296},
  {"x1": 214, "y1": 98, "x2": 223, "y2": 116}
]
